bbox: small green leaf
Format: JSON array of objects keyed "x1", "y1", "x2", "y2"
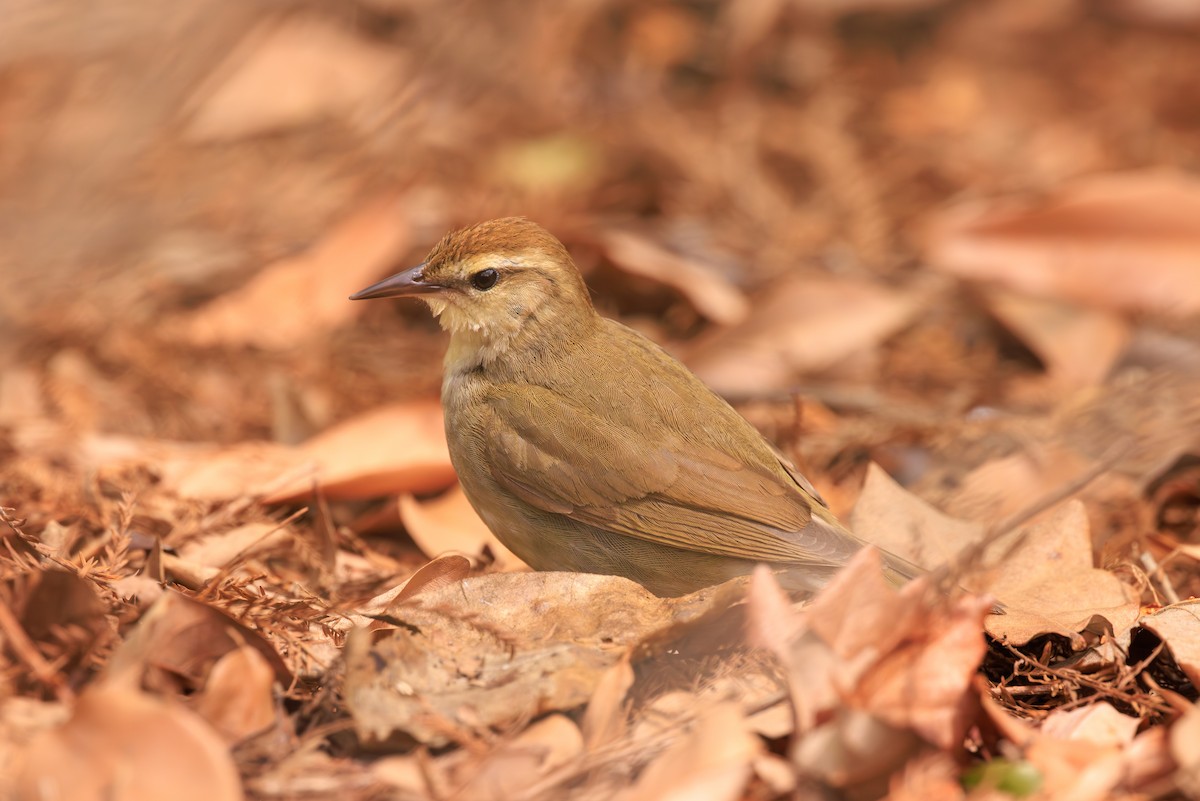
[{"x1": 962, "y1": 759, "x2": 1042, "y2": 797}]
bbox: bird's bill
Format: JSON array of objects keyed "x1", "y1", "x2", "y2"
[{"x1": 349, "y1": 263, "x2": 444, "y2": 300}]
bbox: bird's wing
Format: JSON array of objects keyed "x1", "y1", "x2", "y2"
[{"x1": 480, "y1": 385, "x2": 863, "y2": 568}]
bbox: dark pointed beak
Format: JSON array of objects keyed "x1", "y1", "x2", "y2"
[{"x1": 349, "y1": 263, "x2": 444, "y2": 300}]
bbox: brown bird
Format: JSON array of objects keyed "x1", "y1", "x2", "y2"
[{"x1": 351, "y1": 218, "x2": 919, "y2": 597}]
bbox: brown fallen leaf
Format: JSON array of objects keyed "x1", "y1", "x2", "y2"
[
  {"x1": 192, "y1": 646, "x2": 280, "y2": 745},
  {"x1": 383, "y1": 554, "x2": 474, "y2": 610},
  {"x1": 849, "y1": 463, "x2": 986, "y2": 583},
  {"x1": 1023, "y1": 736, "x2": 1124, "y2": 801},
  {"x1": 1022, "y1": 721, "x2": 1172, "y2": 801},
  {"x1": 177, "y1": 522, "x2": 293, "y2": 569},
  {"x1": 1040, "y1": 703, "x2": 1140, "y2": 747},
  {"x1": 982, "y1": 289, "x2": 1130, "y2": 394},
  {"x1": 619, "y1": 702, "x2": 759, "y2": 801},
  {"x1": 581, "y1": 657, "x2": 635, "y2": 750},
  {"x1": 398, "y1": 483, "x2": 528, "y2": 571},
  {"x1": 105, "y1": 591, "x2": 291, "y2": 695},
  {"x1": 1137, "y1": 600, "x2": 1200, "y2": 688},
  {"x1": 176, "y1": 193, "x2": 413, "y2": 350},
  {"x1": 685, "y1": 275, "x2": 924, "y2": 395},
  {"x1": 747, "y1": 552, "x2": 989, "y2": 791},
  {"x1": 925, "y1": 171, "x2": 1200, "y2": 316},
  {"x1": 15, "y1": 681, "x2": 244, "y2": 801},
  {"x1": 984, "y1": 502, "x2": 1140, "y2": 647},
  {"x1": 184, "y1": 15, "x2": 405, "y2": 141},
  {"x1": 1172, "y1": 705, "x2": 1200, "y2": 798},
  {"x1": 343, "y1": 571, "x2": 737, "y2": 746},
  {"x1": 87, "y1": 400, "x2": 454, "y2": 503},
  {"x1": 264, "y1": 400, "x2": 456, "y2": 503},
  {"x1": 149, "y1": 440, "x2": 302, "y2": 501},
  {"x1": 430, "y1": 714, "x2": 584, "y2": 801},
  {"x1": 599, "y1": 228, "x2": 750, "y2": 326}
]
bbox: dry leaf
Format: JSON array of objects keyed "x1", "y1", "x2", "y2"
[
  {"x1": 749, "y1": 550, "x2": 988, "y2": 781},
  {"x1": 581, "y1": 657, "x2": 635, "y2": 750},
  {"x1": 265, "y1": 400, "x2": 456, "y2": 503},
  {"x1": 982, "y1": 289, "x2": 1129, "y2": 392},
  {"x1": 600, "y1": 229, "x2": 750, "y2": 325},
  {"x1": 105, "y1": 591, "x2": 291, "y2": 694},
  {"x1": 185, "y1": 15, "x2": 405, "y2": 141},
  {"x1": 154, "y1": 441, "x2": 302, "y2": 501},
  {"x1": 685, "y1": 275, "x2": 924, "y2": 394},
  {"x1": 941, "y1": 444, "x2": 1090, "y2": 525},
  {"x1": 850, "y1": 463, "x2": 986, "y2": 581},
  {"x1": 794, "y1": 708, "x2": 923, "y2": 790},
  {"x1": 619, "y1": 702, "x2": 759, "y2": 801},
  {"x1": 343, "y1": 572, "x2": 734, "y2": 746},
  {"x1": 178, "y1": 522, "x2": 292, "y2": 569},
  {"x1": 849, "y1": 594, "x2": 990, "y2": 750},
  {"x1": 1040, "y1": 703, "x2": 1139, "y2": 747},
  {"x1": 192, "y1": 646, "x2": 279, "y2": 744},
  {"x1": 1137, "y1": 600, "x2": 1200, "y2": 687},
  {"x1": 15, "y1": 682, "x2": 244, "y2": 801},
  {"x1": 926, "y1": 171, "x2": 1200, "y2": 316},
  {"x1": 1023, "y1": 734, "x2": 1137, "y2": 801},
  {"x1": 177, "y1": 193, "x2": 413, "y2": 349},
  {"x1": 1172, "y1": 705, "x2": 1200, "y2": 798},
  {"x1": 91, "y1": 400, "x2": 454, "y2": 503},
  {"x1": 432, "y1": 714, "x2": 584, "y2": 801},
  {"x1": 385, "y1": 554, "x2": 474, "y2": 609},
  {"x1": 984, "y1": 502, "x2": 1139, "y2": 647},
  {"x1": 398, "y1": 483, "x2": 528, "y2": 570}
]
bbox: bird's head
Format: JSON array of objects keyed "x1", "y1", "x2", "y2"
[{"x1": 351, "y1": 218, "x2": 595, "y2": 350}]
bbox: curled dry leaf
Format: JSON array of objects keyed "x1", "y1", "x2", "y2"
[
  {"x1": 428, "y1": 714, "x2": 584, "y2": 801},
  {"x1": 599, "y1": 228, "x2": 750, "y2": 325},
  {"x1": 848, "y1": 593, "x2": 992, "y2": 751},
  {"x1": 619, "y1": 702, "x2": 759, "y2": 801},
  {"x1": 982, "y1": 289, "x2": 1129, "y2": 393},
  {"x1": 105, "y1": 591, "x2": 290, "y2": 695},
  {"x1": 685, "y1": 275, "x2": 924, "y2": 395},
  {"x1": 849, "y1": 463, "x2": 986, "y2": 583},
  {"x1": 581, "y1": 657, "x2": 635, "y2": 750},
  {"x1": 176, "y1": 193, "x2": 413, "y2": 350},
  {"x1": 343, "y1": 571, "x2": 737, "y2": 746},
  {"x1": 1136, "y1": 600, "x2": 1200, "y2": 688},
  {"x1": 383, "y1": 554, "x2": 473, "y2": 610},
  {"x1": 192, "y1": 646, "x2": 280, "y2": 745},
  {"x1": 984, "y1": 502, "x2": 1139, "y2": 648},
  {"x1": 747, "y1": 551, "x2": 989, "y2": 789},
  {"x1": 15, "y1": 682, "x2": 243, "y2": 801},
  {"x1": 398, "y1": 483, "x2": 528, "y2": 570},
  {"x1": 925, "y1": 171, "x2": 1200, "y2": 316},
  {"x1": 184, "y1": 15, "x2": 405, "y2": 141},
  {"x1": 264, "y1": 400, "x2": 456, "y2": 503}
]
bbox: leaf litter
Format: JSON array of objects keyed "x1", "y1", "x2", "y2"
[{"x1": 5, "y1": 2, "x2": 1200, "y2": 800}]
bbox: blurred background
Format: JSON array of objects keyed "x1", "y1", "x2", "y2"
[{"x1": 3, "y1": 0, "x2": 1200, "y2": 517}]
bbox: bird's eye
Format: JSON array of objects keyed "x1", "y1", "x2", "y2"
[{"x1": 470, "y1": 268, "x2": 499, "y2": 291}]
